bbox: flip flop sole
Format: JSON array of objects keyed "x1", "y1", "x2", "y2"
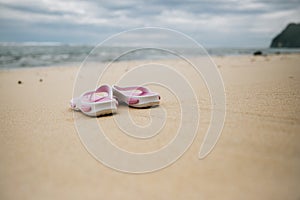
[
  {"x1": 94, "y1": 108, "x2": 117, "y2": 116},
  {"x1": 82, "y1": 102, "x2": 117, "y2": 117},
  {"x1": 129, "y1": 101, "x2": 160, "y2": 108}
]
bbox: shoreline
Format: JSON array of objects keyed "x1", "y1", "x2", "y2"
[{"x1": 1, "y1": 52, "x2": 300, "y2": 71}]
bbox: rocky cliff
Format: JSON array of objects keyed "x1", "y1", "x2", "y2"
[{"x1": 270, "y1": 23, "x2": 300, "y2": 48}]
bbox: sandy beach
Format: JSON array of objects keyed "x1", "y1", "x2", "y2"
[{"x1": 0, "y1": 54, "x2": 299, "y2": 199}]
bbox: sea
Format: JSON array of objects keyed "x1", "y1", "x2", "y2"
[{"x1": 1, "y1": 43, "x2": 300, "y2": 69}]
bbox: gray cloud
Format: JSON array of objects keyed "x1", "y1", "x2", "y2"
[{"x1": 0, "y1": 0, "x2": 299, "y2": 46}]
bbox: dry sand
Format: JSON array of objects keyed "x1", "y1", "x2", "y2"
[{"x1": 0, "y1": 54, "x2": 299, "y2": 200}]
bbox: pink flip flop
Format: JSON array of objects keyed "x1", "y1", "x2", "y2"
[
  {"x1": 70, "y1": 84, "x2": 118, "y2": 117},
  {"x1": 112, "y1": 85, "x2": 160, "y2": 108}
]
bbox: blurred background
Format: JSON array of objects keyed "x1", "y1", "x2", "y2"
[{"x1": 0, "y1": 0, "x2": 299, "y2": 68}]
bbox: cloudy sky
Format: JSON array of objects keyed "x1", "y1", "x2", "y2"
[{"x1": 0, "y1": 0, "x2": 299, "y2": 47}]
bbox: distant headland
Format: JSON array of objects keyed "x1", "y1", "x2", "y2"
[{"x1": 270, "y1": 23, "x2": 300, "y2": 48}]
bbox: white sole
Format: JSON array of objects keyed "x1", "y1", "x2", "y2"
[{"x1": 129, "y1": 101, "x2": 160, "y2": 108}]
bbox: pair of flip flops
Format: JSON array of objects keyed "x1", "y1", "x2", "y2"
[{"x1": 70, "y1": 85, "x2": 160, "y2": 117}]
